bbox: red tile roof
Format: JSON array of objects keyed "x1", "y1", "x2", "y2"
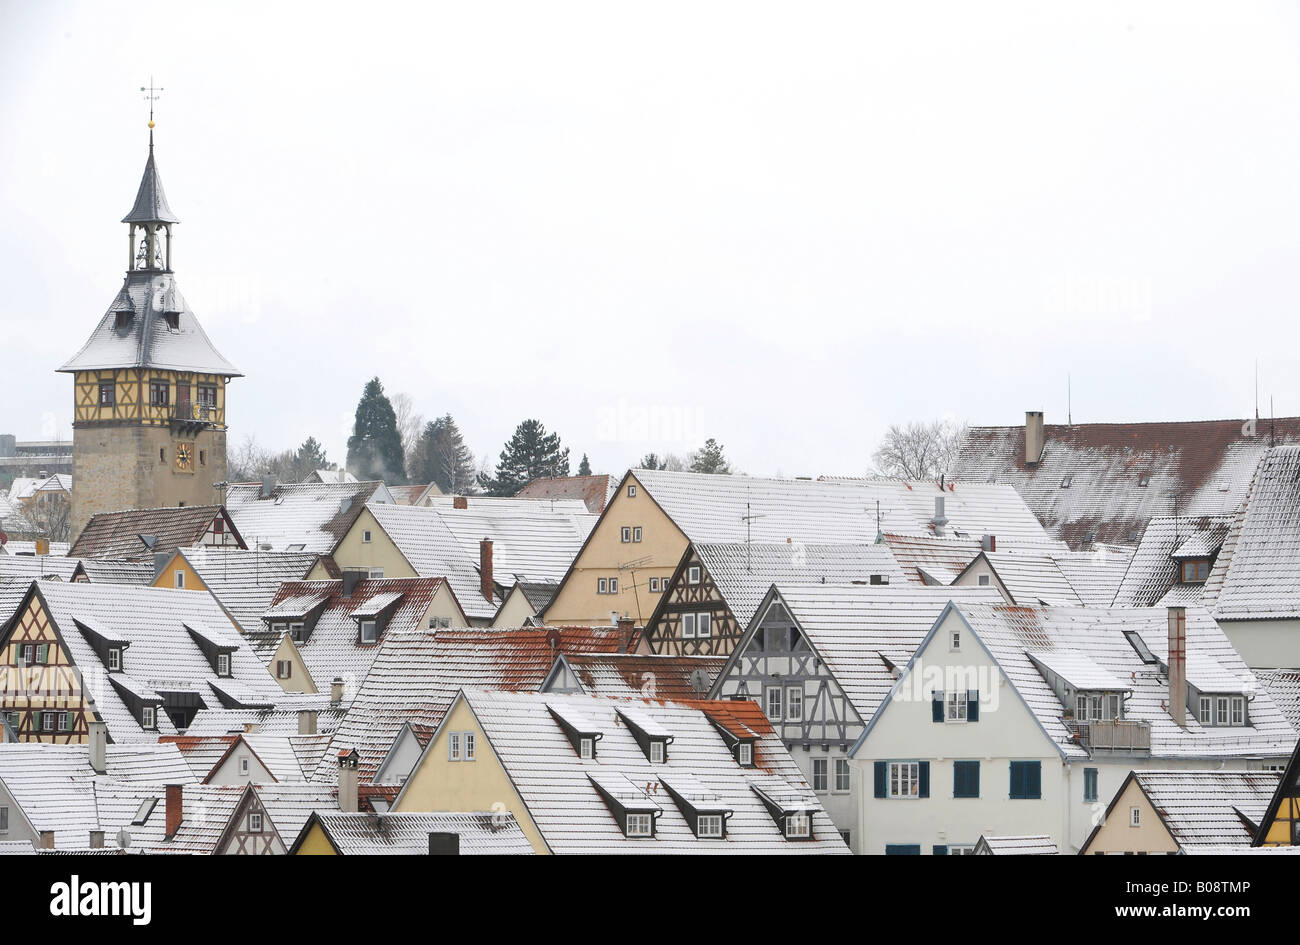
[{"x1": 515, "y1": 475, "x2": 613, "y2": 513}]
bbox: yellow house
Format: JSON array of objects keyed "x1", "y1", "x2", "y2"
[
  {"x1": 1080, "y1": 770, "x2": 1278, "y2": 854},
  {"x1": 290, "y1": 809, "x2": 533, "y2": 855},
  {"x1": 1255, "y1": 739, "x2": 1300, "y2": 846}
]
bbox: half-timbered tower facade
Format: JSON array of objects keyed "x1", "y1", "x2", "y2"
[{"x1": 60, "y1": 125, "x2": 241, "y2": 540}]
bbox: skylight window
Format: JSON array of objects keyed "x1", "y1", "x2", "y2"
[
  {"x1": 132, "y1": 798, "x2": 158, "y2": 826},
  {"x1": 1060, "y1": 476, "x2": 1073, "y2": 489},
  {"x1": 1137, "y1": 474, "x2": 1151, "y2": 487}
]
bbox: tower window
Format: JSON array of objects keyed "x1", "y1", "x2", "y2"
[
  {"x1": 98, "y1": 382, "x2": 115, "y2": 407},
  {"x1": 149, "y1": 381, "x2": 170, "y2": 407},
  {"x1": 199, "y1": 450, "x2": 206, "y2": 466},
  {"x1": 159, "y1": 448, "x2": 165, "y2": 464}
]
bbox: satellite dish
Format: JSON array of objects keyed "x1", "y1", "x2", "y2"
[{"x1": 689, "y1": 668, "x2": 711, "y2": 696}]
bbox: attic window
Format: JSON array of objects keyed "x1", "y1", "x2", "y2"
[
  {"x1": 549, "y1": 705, "x2": 603, "y2": 759},
  {"x1": 107, "y1": 648, "x2": 121, "y2": 672},
  {"x1": 1060, "y1": 476, "x2": 1072, "y2": 489},
  {"x1": 1180, "y1": 560, "x2": 1210, "y2": 584},
  {"x1": 737, "y1": 741, "x2": 754, "y2": 766},
  {"x1": 141, "y1": 706, "x2": 156, "y2": 730},
  {"x1": 217, "y1": 653, "x2": 231, "y2": 676},
  {"x1": 114, "y1": 311, "x2": 133, "y2": 330},
  {"x1": 1137, "y1": 474, "x2": 1151, "y2": 487},
  {"x1": 164, "y1": 311, "x2": 180, "y2": 331},
  {"x1": 785, "y1": 812, "x2": 812, "y2": 839},
  {"x1": 132, "y1": 798, "x2": 158, "y2": 826},
  {"x1": 359, "y1": 619, "x2": 378, "y2": 644},
  {"x1": 626, "y1": 813, "x2": 653, "y2": 837}
]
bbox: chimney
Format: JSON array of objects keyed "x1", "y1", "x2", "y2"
[
  {"x1": 89, "y1": 830, "x2": 104, "y2": 849},
  {"x1": 453, "y1": 495, "x2": 468, "y2": 510},
  {"x1": 480, "y1": 539, "x2": 494, "y2": 603},
  {"x1": 165, "y1": 784, "x2": 184, "y2": 837},
  {"x1": 616, "y1": 617, "x2": 635, "y2": 653},
  {"x1": 981, "y1": 534, "x2": 997, "y2": 553},
  {"x1": 338, "y1": 749, "x2": 359, "y2": 813},
  {"x1": 260, "y1": 475, "x2": 277, "y2": 499},
  {"x1": 932, "y1": 496, "x2": 948, "y2": 535},
  {"x1": 1025, "y1": 411, "x2": 1045, "y2": 467},
  {"x1": 330, "y1": 677, "x2": 345, "y2": 705},
  {"x1": 88, "y1": 720, "x2": 107, "y2": 774},
  {"x1": 1167, "y1": 606, "x2": 1187, "y2": 728},
  {"x1": 298, "y1": 710, "x2": 318, "y2": 736},
  {"x1": 342, "y1": 569, "x2": 364, "y2": 597},
  {"x1": 38, "y1": 830, "x2": 54, "y2": 849},
  {"x1": 869, "y1": 574, "x2": 888, "y2": 585},
  {"x1": 35, "y1": 538, "x2": 49, "y2": 556},
  {"x1": 428, "y1": 832, "x2": 461, "y2": 855}
]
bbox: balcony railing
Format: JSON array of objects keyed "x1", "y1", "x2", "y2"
[
  {"x1": 1068, "y1": 718, "x2": 1151, "y2": 752},
  {"x1": 171, "y1": 403, "x2": 219, "y2": 424}
]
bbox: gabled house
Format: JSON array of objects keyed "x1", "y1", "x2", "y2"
[
  {"x1": 491, "y1": 580, "x2": 558, "y2": 628},
  {"x1": 540, "y1": 652, "x2": 725, "y2": 701},
  {"x1": 1081, "y1": 769, "x2": 1277, "y2": 854},
  {"x1": 951, "y1": 411, "x2": 1300, "y2": 548},
  {"x1": 291, "y1": 810, "x2": 534, "y2": 855},
  {"x1": 639, "y1": 541, "x2": 906, "y2": 656},
  {"x1": 542, "y1": 469, "x2": 1053, "y2": 628},
  {"x1": 972, "y1": 834, "x2": 1058, "y2": 855},
  {"x1": 68, "y1": 505, "x2": 244, "y2": 560},
  {"x1": 150, "y1": 546, "x2": 319, "y2": 635},
  {"x1": 853, "y1": 602, "x2": 1293, "y2": 854},
  {"x1": 1253, "y1": 736, "x2": 1300, "y2": 847},
  {"x1": 707, "y1": 583, "x2": 1001, "y2": 844},
  {"x1": 224, "y1": 478, "x2": 394, "y2": 555},
  {"x1": 949, "y1": 548, "x2": 1129, "y2": 607},
  {"x1": 0, "y1": 580, "x2": 285, "y2": 743},
  {"x1": 252, "y1": 575, "x2": 467, "y2": 702},
  {"x1": 393, "y1": 688, "x2": 851, "y2": 854},
  {"x1": 1111, "y1": 514, "x2": 1232, "y2": 609}
]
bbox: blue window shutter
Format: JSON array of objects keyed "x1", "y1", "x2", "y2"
[
  {"x1": 1029, "y1": 761, "x2": 1041, "y2": 799},
  {"x1": 932, "y1": 691, "x2": 944, "y2": 722},
  {"x1": 970, "y1": 760, "x2": 980, "y2": 798},
  {"x1": 874, "y1": 761, "x2": 887, "y2": 798},
  {"x1": 918, "y1": 761, "x2": 930, "y2": 798},
  {"x1": 967, "y1": 689, "x2": 979, "y2": 722},
  {"x1": 954, "y1": 760, "x2": 980, "y2": 798},
  {"x1": 1010, "y1": 761, "x2": 1022, "y2": 798},
  {"x1": 933, "y1": 844, "x2": 948, "y2": 855}
]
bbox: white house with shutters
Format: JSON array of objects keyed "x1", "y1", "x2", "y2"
[{"x1": 850, "y1": 602, "x2": 1294, "y2": 855}]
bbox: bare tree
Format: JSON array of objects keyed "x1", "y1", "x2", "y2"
[
  {"x1": 871, "y1": 420, "x2": 968, "y2": 480},
  {"x1": 392, "y1": 393, "x2": 424, "y2": 478},
  {"x1": 23, "y1": 497, "x2": 71, "y2": 543}
]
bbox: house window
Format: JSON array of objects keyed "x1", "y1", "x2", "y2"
[
  {"x1": 738, "y1": 742, "x2": 754, "y2": 767},
  {"x1": 579, "y1": 737, "x2": 594, "y2": 760},
  {"x1": 217, "y1": 653, "x2": 231, "y2": 676},
  {"x1": 174, "y1": 570, "x2": 185, "y2": 589},
  {"x1": 786, "y1": 687, "x2": 803, "y2": 722},
  {"x1": 276, "y1": 660, "x2": 292, "y2": 679},
  {"x1": 249, "y1": 812, "x2": 263, "y2": 832},
  {"x1": 1009, "y1": 761, "x2": 1041, "y2": 799},
  {"x1": 464, "y1": 732, "x2": 476, "y2": 761},
  {"x1": 149, "y1": 380, "x2": 170, "y2": 406},
  {"x1": 107, "y1": 648, "x2": 121, "y2": 672},
  {"x1": 1199, "y1": 696, "x2": 1211, "y2": 724},
  {"x1": 197, "y1": 384, "x2": 217, "y2": 408},
  {"x1": 0, "y1": 806, "x2": 7, "y2": 832},
  {"x1": 682, "y1": 614, "x2": 697, "y2": 638},
  {"x1": 239, "y1": 757, "x2": 250, "y2": 775},
  {"x1": 697, "y1": 814, "x2": 723, "y2": 838},
  {"x1": 621, "y1": 527, "x2": 631, "y2": 543},
  {"x1": 953, "y1": 760, "x2": 980, "y2": 798},
  {"x1": 697, "y1": 613, "x2": 712, "y2": 638},
  {"x1": 368, "y1": 568, "x2": 384, "y2": 579},
  {"x1": 597, "y1": 578, "x2": 608, "y2": 595},
  {"x1": 890, "y1": 761, "x2": 920, "y2": 798},
  {"x1": 632, "y1": 527, "x2": 642, "y2": 543},
  {"x1": 57, "y1": 712, "x2": 71, "y2": 732},
  {"x1": 946, "y1": 690, "x2": 967, "y2": 722},
  {"x1": 1232, "y1": 697, "x2": 1245, "y2": 726},
  {"x1": 1181, "y1": 560, "x2": 1209, "y2": 583},
  {"x1": 765, "y1": 687, "x2": 783, "y2": 720},
  {"x1": 359, "y1": 620, "x2": 378, "y2": 644},
  {"x1": 812, "y1": 757, "x2": 828, "y2": 792},
  {"x1": 42, "y1": 713, "x2": 54, "y2": 732},
  {"x1": 362, "y1": 530, "x2": 372, "y2": 543},
  {"x1": 626, "y1": 813, "x2": 653, "y2": 837},
  {"x1": 1084, "y1": 767, "x2": 1098, "y2": 803},
  {"x1": 609, "y1": 577, "x2": 618, "y2": 594},
  {"x1": 199, "y1": 450, "x2": 206, "y2": 466},
  {"x1": 141, "y1": 706, "x2": 156, "y2": 729},
  {"x1": 1130, "y1": 807, "x2": 1141, "y2": 827},
  {"x1": 785, "y1": 812, "x2": 811, "y2": 839},
  {"x1": 628, "y1": 485, "x2": 636, "y2": 498},
  {"x1": 649, "y1": 741, "x2": 664, "y2": 765},
  {"x1": 98, "y1": 382, "x2": 115, "y2": 407},
  {"x1": 977, "y1": 574, "x2": 990, "y2": 586},
  {"x1": 1216, "y1": 697, "x2": 1229, "y2": 726},
  {"x1": 688, "y1": 566, "x2": 701, "y2": 584},
  {"x1": 448, "y1": 733, "x2": 461, "y2": 761},
  {"x1": 1107, "y1": 694, "x2": 1121, "y2": 720},
  {"x1": 834, "y1": 758, "x2": 851, "y2": 792},
  {"x1": 160, "y1": 447, "x2": 165, "y2": 463},
  {"x1": 951, "y1": 629, "x2": 962, "y2": 649},
  {"x1": 648, "y1": 577, "x2": 660, "y2": 593}
]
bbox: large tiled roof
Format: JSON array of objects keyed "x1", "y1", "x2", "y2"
[
  {"x1": 882, "y1": 533, "x2": 988, "y2": 585},
  {"x1": 769, "y1": 585, "x2": 1003, "y2": 725},
  {"x1": 1131, "y1": 770, "x2": 1279, "y2": 849},
  {"x1": 976, "y1": 834, "x2": 1059, "y2": 855},
  {"x1": 178, "y1": 547, "x2": 319, "y2": 634},
  {"x1": 1208, "y1": 446, "x2": 1300, "y2": 620},
  {"x1": 1111, "y1": 515, "x2": 1232, "y2": 608},
  {"x1": 633, "y1": 470, "x2": 1052, "y2": 545},
  {"x1": 253, "y1": 783, "x2": 338, "y2": 843},
  {"x1": 692, "y1": 541, "x2": 908, "y2": 628},
  {"x1": 515, "y1": 474, "x2": 616, "y2": 513},
  {"x1": 938, "y1": 603, "x2": 1295, "y2": 760},
  {"x1": 16, "y1": 580, "x2": 284, "y2": 741},
  {"x1": 362, "y1": 502, "x2": 494, "y2": 619},
  {"x1": 69, "y1": 506, "x2": 239, "y2": 560},
  {"x1": 253, "y1": 577, "x2": 452, "y2": 702},
  {"x1": 1255, "y1": 670, "x2": 1300, "y2": 731},
  {"x1": 300, "y1": 811, "x2": 534, "y2": 855},
  {"x1": 1050, "y1": 546, "x2": 1135, "y2": 606},
  {"x1": 312, "y1": 626, "x2": 625, "y2": 783},
  {"x1": 556, "y1": 653, "x2": 727, "y2": 701},
  {"x1": 58, "y1": 270, "x2": 240, "y2": 376},
  {"x1": 951, "y1": 417, "x2": 1300, "y2": 548},
  {"x1": 224, "y1": 480, "x2": 391, "y2": 554},
  {"x1": 418, "y1": 688, "x2": 849, "y2": 854}
]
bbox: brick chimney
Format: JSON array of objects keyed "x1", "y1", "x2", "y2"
[
  {"x1": 981, "y1": 534, "x2": 997, "y2": 553},
  {"x1": 1168, "y1": 606, "x2": 1187, "y2": 728},
  {"x1": 616, "y1": 617, "x2": 635, "y2": 653},
  {"x1": 1025, "y1": 411, "x2": 1045, "y2": 467},
  {"x1": 165, "y1": 784, "x2": 184, "y2": 837},
  {"x1": 480, "y1": 539, "x2": 494, "y2": 603},
  {"x1": 330, "y1": 677, "x2": 345, "y2": 705},
  {"x1": 88, "y1": 720, "x2": 107, "y2": 774},
  {"x1": 338, "y1": 749, "x2": 359, "y2": 813},
  {"x1": 38, "y1": 830, "x2": 54, "y2": 849},
  {"x1": 89, "y1": 830, "x2": 104, "y2": 849},
  {"x1": 453, "y1": 495, "x2": 468, "y2": 510}
]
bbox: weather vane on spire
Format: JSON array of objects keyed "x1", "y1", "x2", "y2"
[{"x1": 140, "y1": 77, "x2": 164, "y2": 129}]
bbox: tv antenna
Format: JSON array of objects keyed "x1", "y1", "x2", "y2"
[
  {"x1": 619, "y1": 554, "x2": 654, "y2": 623},
  {"x1": 741, "y1": 492, "x2": 767, "y2": 572}
]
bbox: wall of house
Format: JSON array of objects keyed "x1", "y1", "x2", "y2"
[
  {"x1": 544, "y1": 474, "x2": 684, "y2": 627},
  {"x1": 1081, "y1": 778, "x2": 1178, "y2": 854},
  {"x1": 0, "y1": 777, "x2": 35, "y2": 847},
  {"x1": 1259, "y1": 794, "x2": 1300, "y2": 845},
  {"x1": 425, "y1": 590, "x2": 468, "y2": 629},
  {"x1": 1220, "y1": 619, "x2": 1300, "y2": 670},
  {"x1": 393, "y1": 699, "x2": 548, "y2": 854},
  {"x1": 151, "y1": 555, "x2": 206, "y2": 593},
  {"x1": 491, "y1": 588, "x2": 535, "y2": 628},
  {"x1": 375, "y1": 728, "x2": 424, "y2": 785},
  {"x1": 0, "y1": 597, "x2": 91, "y2": 743},
  {"x1": 268, "y1": 635, "x2": 315, "y2": 694},
  {"x1": 319, "y1": 508, "x2": 417, "y2": 580},
  {"x1": 206, "y1": 746, "x2": 276, "y2": 786},
  {"x1": 950, "y1": 560, "x2": 1010, "y2": 601},
  {"x1": 293, "y1": 822, "x2": 338, "y2": 854}
]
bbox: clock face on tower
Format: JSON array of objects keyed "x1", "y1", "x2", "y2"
[{"x1": 175, "y1": 442, "x2": 194, "y2": 471}]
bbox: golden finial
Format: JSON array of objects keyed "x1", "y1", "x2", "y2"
[{"x1": 148, "y1": 120, "x2": 155, "y2": 129}]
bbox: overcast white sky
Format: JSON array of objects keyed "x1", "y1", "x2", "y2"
[{"x1": 3, "y1": 1, "x2": 1300, "y2": 478}]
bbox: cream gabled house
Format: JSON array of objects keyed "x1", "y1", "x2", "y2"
[{"x1": 852, "y1": 602, "x2": 1293, "y2": 854}]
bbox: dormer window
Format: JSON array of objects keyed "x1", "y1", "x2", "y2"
[
  {"x1": 1060, "y1": 476, "x2": 1073, "y2": 489},
  {"x1": 289, "y1": 622, "x2": 305, "y2": 642},
  {"x1": 626, "y1": 813, "x2": 653, "y2": 837},
  {"x1": 697, "y1": 814, "x2": 724, "y2": 838},
  {"x1": 649, "y1": 740, "x2": 665, "y2": 764},
  {"x1": 1138, "y1": 474, "x2": 1151, "y2": 487},
  {"x1": 359, "y1": 619, "x2": 378, "y2": 644},
  {"x1": 580, "y1": 737, "x2": 594, "y2": 759},
  {"x1": 784, "y1": 812, "x2": 811, "y2": 839},
  {"x1": 1199, "y1": 695, "x2": 1247, "y2": 727},
  {"x1": 107, "y1": 648, "x2": 121, "y2": 672},
  {"x1": 217, "y1": 653, "x2": 231, "y2": 677},
  {"x1": 1180, "y1": 559, "x2": 1210, "y2": 584},
  {"x1": 141, "y1": 706, "x2": 156, "y2": 730},
  {"x1": 551, "y1": 705, "x2": 603, "y2": 759},
  {"x1": 737, "y1": 742, "x2": 754, "y2": 767}
]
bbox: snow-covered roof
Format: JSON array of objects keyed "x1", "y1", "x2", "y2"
[
  {"x1": 224, "y1": 480, "x2": 392, "y2": 554},
  {"x1": 299, "y1": 810, "x2": 533, "y2": 855},
  {"x1": 975, "y1": 834, "x2": 1059, "y2": 855},
  {"x1": 175, "y1": 546, "x2": 318, "y2": 634},
  {"x1": 1127, "y1": 770, "x2": 1278, "y2": 849},
  {"x1": 1112, "y1": 515, "x2": 1232, "y2": 608}
]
